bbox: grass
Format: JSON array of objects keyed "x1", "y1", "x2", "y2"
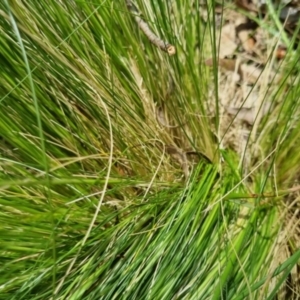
[{"x1": 1, "y1": 0, "x2": 300, "y2": 299}]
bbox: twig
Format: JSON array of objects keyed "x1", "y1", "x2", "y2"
[{"x1": 126, "y1": 0, "x2": 176, "y2": 55}]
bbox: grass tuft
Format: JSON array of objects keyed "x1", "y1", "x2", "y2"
[{"x1": 1, "y1": 0, "x2": 300, "y2": 299}]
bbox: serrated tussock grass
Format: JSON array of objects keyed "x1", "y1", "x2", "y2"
[{"x1": 0, "y1": 0, "x2": 300, "y2": 299}]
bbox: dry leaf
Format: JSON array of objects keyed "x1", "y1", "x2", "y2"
[
  {"x1": 276, "y1": 46, "x2": 287, "y2": 60},
  {"x1": 240, "y1": 64, "x2": 281, "y2": 85},
  {"x1": 238, "y1": 30, "x2": 256, "y2": 53},
  {"x1": 226, "y1": 101, "x2": 272, "y2": 125},
  {"x1": 218, "y1": 23, "x2": 237, "y2": 58},
  {"x1": 240, "y1": 64, "x2": 263, "y2": 84},
  {"x1": 235, "y1": 0, "x2": 258, "y2": 13},
  {"x1": 205, "y1": 58, "x2": 243, "y2": 80}
]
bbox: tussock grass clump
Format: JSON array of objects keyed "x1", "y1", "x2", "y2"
[{"x1": 0, "y1": 0, "x2": 300, "y2": 299}]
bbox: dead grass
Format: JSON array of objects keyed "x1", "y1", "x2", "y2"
[{"x1": 199, "y1": 1, "x2": 300, "y2": 298}]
